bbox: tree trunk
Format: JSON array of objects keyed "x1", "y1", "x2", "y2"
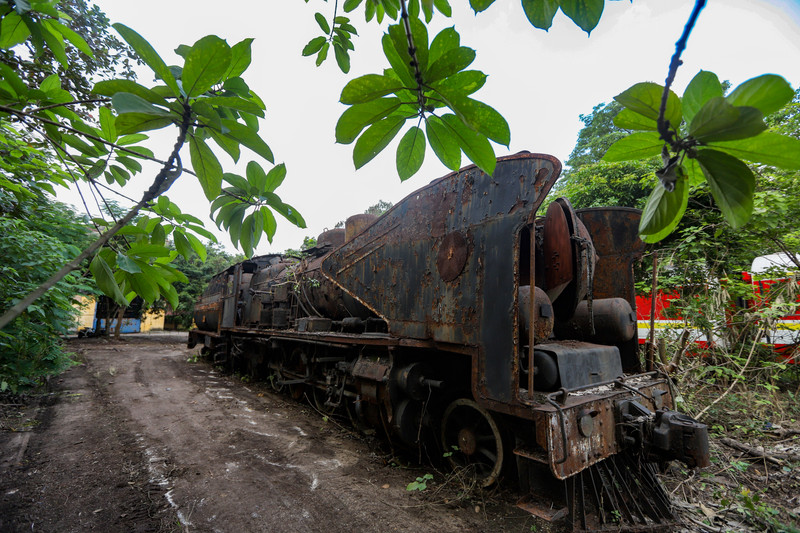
[{"x1": 114, "y1": 306, "x2": 125, "y2": 340}]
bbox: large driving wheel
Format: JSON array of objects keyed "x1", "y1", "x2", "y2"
[{"x1": 441, "y1": 398, "x2": 505, "y2": 487}]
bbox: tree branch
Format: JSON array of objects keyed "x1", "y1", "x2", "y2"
[
  {"x1": 399, "y1": 0, "x2": 426, "y2": 112},
  {"x1": 658, "y1": 0, "x2": 706, "y2": 149},
  {"x1": 29, "y1": 98, "x2": 110, "y2": 113},
  {"x1": 0, "y1": 103, "x2": 193, "y2": 331}
]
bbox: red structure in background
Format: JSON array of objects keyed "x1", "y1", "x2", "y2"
[{"x1": 635, "y1": 266, "x2": 799, "y2": 362}]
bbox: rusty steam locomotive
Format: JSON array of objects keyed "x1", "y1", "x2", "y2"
[{"x1": 188, "y1": 152, "x2": 709, "y2": 530}]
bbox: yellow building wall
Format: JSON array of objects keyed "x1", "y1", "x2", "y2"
[
  {"x1": 75, "y1": 295, "x2": 96, "y2": 330},
  {"x1": 141, "y1": 310, "x2": 165, "y2": 332},
  {"x1": 72, "y1": 295, "x2": 165, "y2": 333}
]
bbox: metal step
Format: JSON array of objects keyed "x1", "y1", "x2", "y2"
[{"x1": 513, "y1": 446, "x2": 549, "y2": 464}]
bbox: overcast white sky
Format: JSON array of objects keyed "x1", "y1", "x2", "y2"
[{"x1": 62, "y1": 0, "x2": 800, "y2": 254}]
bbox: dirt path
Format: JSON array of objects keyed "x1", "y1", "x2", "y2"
[{"x1": 0, "y1": 334, "x2": 534, "y2": 533}]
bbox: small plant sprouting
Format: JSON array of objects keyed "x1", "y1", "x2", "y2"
[
  {"x1": 406, "y1": 473, "x2": 433, "y2": 492},
  {"x1": 443, "y1": 445, "x2": 459, "y2": 458}
]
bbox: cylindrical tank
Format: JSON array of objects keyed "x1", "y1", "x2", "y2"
[
  {"x1": 317, "y1": 228, "x2": 346, "y2": 248},
  {"x1": 345, "y1": 214, "x2": 378, "y2": 242},
  {"x1": 519, "y1": 285, "x2": 555, "y2": 343},
  {"x1": 553, "y1": 297, "x2": 637, "y2": 345}
]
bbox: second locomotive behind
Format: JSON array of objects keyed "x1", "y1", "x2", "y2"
[{"x1": 189, "y1": 152, "x2": 708, "y2": 531}]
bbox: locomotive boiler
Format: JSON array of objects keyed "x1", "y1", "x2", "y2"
[{"x1": 188, "y1": 152, "x2": 709, "y2": 531}]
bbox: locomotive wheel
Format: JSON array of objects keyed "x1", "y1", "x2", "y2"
[
  {"x1": 311, "y1": 381, "x2": 337, "y2": 415},
  {"x1": 441, "y1": 399, "x2": 504, "y2": 487}
]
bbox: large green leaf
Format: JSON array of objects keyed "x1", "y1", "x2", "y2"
[
  {"x1": 387, "y1": 22, "x2": 428, "y2": 82},
  {"x1": 185, "y1": 232, "x2": 208, "y2": 261},
  {"x1": 426, "y1": 115, "x2": 461, "y2": 171},
  {"x1": 220, "y1": 119, "x2": 274, "y2": 162},
  {"x1": 469, "y1": 0, "x2": 495, "y2": 12},
  {"x1": 199, "y1": 95, "x2": 264, "y2": 117},
  {"x1": 47, "y1": 19, "x2": 93, "y2": 57},
  {"x1": 521, "y1": 0, "x2": 559, "y2": 30},
  {"x1": 726, "y1": 74, "x2": 794, "y2": 117},
  {"x1": 431, "y1": 70, "x2": 486, "y2": 97},
  {"x1": 315, "y1": 12, "x2": 331, "y2": 34},
  {"x1": 433, "y1": 0, "x2": 452, "y2": 17},
  {"x1": 225, "y1": 38, "x2": 253, "y2": 79},
  {"x1": 0, "y1": 62, "x2": 28, "y2": 98},
  {"x1": 98, "y1": 107, "x2": 117, "y2": 142},
  {"x1": 261, "y1": 206, "x2": 278, "y2": 243},
  {"x1": 709, "y1": 131, "x2": 800, "y2": 170},
  {"x1": 429, "y1": 26, "x2": 459, "y2": 65},
  {"x1": 246, "y1": 161, "x2": 267, "y2": 191},
  {"x1": 90, "y1": 254, "x2": 128, "y2": 305},
  {"x1": 40, "y1": 21, "x2": 68, "y2": 67},
  {"x1": 613, "y1": 108, "x2": 658, "y2": 131},
  {"x1": 208, "y1": 128, "x2": 241, "y2": 162},
  {"x1": 0, "y1": 12, "x2": 30, "y2": 48},
  {"x1": 116, "y1": 253, "x2": 142, "y2": 274},
  {"x1": 334, "y1": 43, "x2": 351, "y2": 73},
  {"x1": 223, "y1": 172, "x2": 250, "y2": 192},
  {"x1": 173, "y1": 230, "x2": 193, "y2": 259},
  {"x1": 614, "y1": 82, "x2": 682, "y2": 131},
  {"x1": 440, "y1": 113, "x2": 495, "y2": 176},
  {"x1": 62, "y1": 133, "x2": 100, "y2": 157},
  {"x1": 182, "y1": 35, "x2": 231, "y2": 97},
  {"x1": 409, "y1": 17, "x2": 429, "y2": 73},
  {"x1": 115, "y1": 113, "x2": 173, "y2": 135},
  {"x1": 434, "y1": 87, "x2": 509, "y2": 146},
  {"x1": 189, "y1": 134, "x2": 223, "y2": 200},
  {"x1": 694, "y1": 149, "x2": 754, "y2": 229},
  {"x1": 112, "y1": 92, "x2": 172, "y2": 117},
  {"x1": 424, "y1": 46, "x2": 475, "y2": 85},
  {"x1": 682, "y1": 70, "x2": 723, "y2": 124},
  {"x1": 340, "y1": 74, "x2": 405, "y2": 105},
  {"x1": 689, "y1": 97, "x2": 766, "y2": 142},
  {"x1": 396, "y1": 126, "x2": 426, "y2": 180},
  {"x1": 639, "y1": 174, "x2": 688, "y2": 243},
  {"x1": 381, "y1": 33, "x2": 416, "y2": 88},
  {"x1": 113, "y1": 24, "x2": 180, "y2": 97},
  {"x1": 602, "y1": 132, "x2": 663, "y2": 162},
  {"x1": 160, "y1": 283, "x2": 180, "y2": 310},
  {"x1": 303, "y1": 36, "x2": 327, "y2": 56},
  {"x1": 117, "y1": 133, "x2": 149, "y2": 145},
  {"x1": 265, "y1": 193, "x2": 305, "y2": 228},
  {"x1": 353, "y1": 115, "x2": 405, "y2": 169},
  {"x1": 127, "y1": 269, "x2": 160, "y2": 304},
  {"x1": 336, "y1": 97, "x2": 401, "y2": 144},
  {"x1": 559, "y1": 0, "x2": 604, "y2": 34},
  {"x1": 264, "y1": 162, "x2": 287, "y2": 193}
]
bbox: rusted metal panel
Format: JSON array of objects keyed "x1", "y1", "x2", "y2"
[
  {"x1": 322, "y1": 152, "x2": 561, "y2": 403},
  {"x1": 538, "y1": 379, "x2": 673, "y2": 479},
  {"x1": 576, "y1": 207, "x2": 645, "y2": 373}
]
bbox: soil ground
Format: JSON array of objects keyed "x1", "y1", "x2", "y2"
[
  {"x1": 1, "y1": 334, "x2": 798, "y2": 532},
  {"x1": 0, "y1": 334, "x2": 536, "y2": 533}
]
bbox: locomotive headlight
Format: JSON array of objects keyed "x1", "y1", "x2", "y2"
[{"x1": 578, "y1": 409, "x2": 597, "y2": 438}]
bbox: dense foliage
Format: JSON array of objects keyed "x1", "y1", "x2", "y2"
[{"x1": 0, "y1": 188, "x2": 92, "y2": 392}]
